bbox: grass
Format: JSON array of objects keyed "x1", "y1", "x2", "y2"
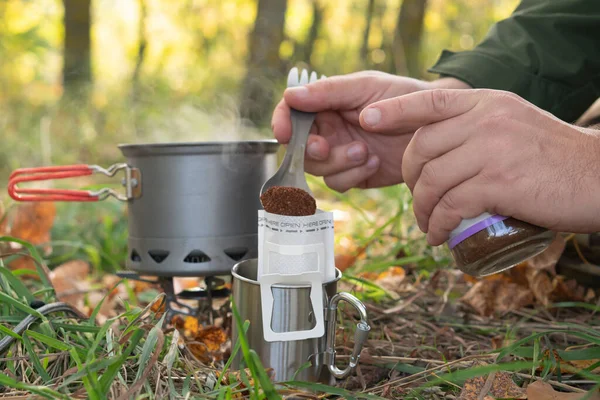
[
  {"x1": 0, "y1": 139, "x2": 598, "y2": 398},
  {"x1": 2, "y1": 181, "x2": 600, "y2": 399}
]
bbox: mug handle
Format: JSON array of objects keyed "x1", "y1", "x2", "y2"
[{"x1": 325, "y1": 292, "x2": 371, "y2": 379}]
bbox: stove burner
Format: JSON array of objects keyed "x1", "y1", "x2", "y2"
[{"x1": 115, "y1": 271, "x2": 231, "y2": 325}]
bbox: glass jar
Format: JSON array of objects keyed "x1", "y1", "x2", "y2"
[{"x1": 448, "y1": 213, "x2": 556, "y2": 277}]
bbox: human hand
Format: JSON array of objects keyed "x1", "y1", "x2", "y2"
[
  {"x1": 358, "y1": 89, "x2": 600, "y2": 245},
  {"x1": 272, "y1": 71, "x2": 470, "y2": 192}
]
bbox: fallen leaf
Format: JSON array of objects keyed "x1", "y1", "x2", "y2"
[
  {"x1": 458, "y1": 371, "x2": 526, "y2": 399},
  {"x1": 183, "y1": 316, "x2": 200, "y2": 338},
  {"x1": 375, "y1": 266, "x2": 406, "y2": 293},
  {"x1": 195, "y1": 326, "x2": 227, "y2": 352},
  {"x1": 187, "y1": 326, "x2": 227, "y2": 363},
  {"x1": 49, "y1": 260, "x2": 91, "y2": 310},
  {"x1": 527, "y1": 380, "x2": 600, "y2": 400},
  {"x1": 550, "y1": 275, "x2": 586, "y2": 303},
  {"x1": 2, "y1": 202, "x2": 56, "y2": 245},
  {"x1": 461, "y1": 279, "x2": 534, "y2": 317},
  {"x1": 526, "y1": 269, "x2": 554, "y2": 306},
  {"x1": 527, "y1": 234, "x2": 567, "y2": 274}
]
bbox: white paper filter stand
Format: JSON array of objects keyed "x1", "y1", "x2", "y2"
[{"x1": 257, "y1": 209, "x2": 336, "y2": 342}]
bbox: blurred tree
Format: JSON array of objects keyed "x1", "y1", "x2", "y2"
[
  {"x1": 62, "y1": 0, "x2": 92, "y2": 94},
  {"x1": 302, "y1": 0, "x2": 323, "y2": 64},
  {"x1": 394, "y1": 0, "x2": 428, "y2": 78},
  {"x1": 360, "y1": 0, "x2": 376, "y2": 68},
  {"x1": 240, "y1": 0, "x2": 288, "y2": 127},
  {"x1": 132, "y1": 0, "x2": 147, "y2": 99}
]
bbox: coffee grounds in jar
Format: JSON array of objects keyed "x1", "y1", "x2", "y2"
[
  {"x1": 450, "y1": 217, "x2": 547, "y2": 267},
  {"x1": 260, "y1": 186, "x2": 316, "y2": 216}
]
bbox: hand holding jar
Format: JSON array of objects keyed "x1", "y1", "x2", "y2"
[{"x1": 358, "y1": 88, "x2": 600, "y2": 275}]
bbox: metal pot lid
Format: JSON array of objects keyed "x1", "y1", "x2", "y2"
[{"x1": 118, "y1": 140, "x2": 280, "y2": 157}]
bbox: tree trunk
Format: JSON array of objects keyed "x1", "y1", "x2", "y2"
[
  {"x1": 303, "y1": 0, "x2": 323, "y2": 63},
  {"x1": 62, "y1": 0, "x2": 92, "y2": 93},
  {"x1": 360, "y1": 0, "x2": 376, "y2": 67},
  {"x1": 240, "y1": 0, "x2": 288, "y2": 127},
  {"x1": 132, "y1": 0, "x2": 147, "y2": 98},
  {"x1": 393, "y1": 0, "x2": 428, "y2": 78}
]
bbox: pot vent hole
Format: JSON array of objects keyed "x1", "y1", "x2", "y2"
[
  {"x1": 130, "y1": 250, "x2": 141, "y2": 262},
  {"x1": 148, "y1": 250, "x2": 170, "y2": 264},
  {"x1": 183, "y1": 250, "x2": 211, "y2": 264},
  {"x1": 224, "y1": 247, "x2": 248, "y2": 261}
]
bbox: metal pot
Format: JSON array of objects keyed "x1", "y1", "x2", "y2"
[{"x1": 8, "y1": 140, "x2": 280, "y2": 277}]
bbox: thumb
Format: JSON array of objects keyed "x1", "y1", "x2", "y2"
[{"x1": 283, "y1": 73, "x2": 383, "y2": 112}]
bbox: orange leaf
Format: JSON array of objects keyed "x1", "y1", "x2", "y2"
[
  {"x1": 461, "y1": 279, "x2": 534, "y2": 317},
  {"x1": 183, "y1": 316, "x2": 200, "y2": 338},
  {"x1": 195, "y1": 326, "x2": 227, "y2": 352},
  {"x1": 374, "y1": 266, "x2": 406, "y2": 293},
  {"x1": 2, "y1": 202, "x2": 56, "y2": 245},
  {"x1": 49, "y1": 260, "x2": 91, "y2": 310},
  {"x1": 187, "y1": 326, "x2": 227, "y2": 363},
  {"x1": 458, "y1": 371, "x2": 526, "y2": 399},
  {"x1": 526, "y1": 381, "x2": 600, "y2": 400},
  {"x1": 526, "y1": 234, "x2": 566, "y2": 274}
]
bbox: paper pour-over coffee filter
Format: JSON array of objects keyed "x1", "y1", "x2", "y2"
[
  {"x1": 257, "y1": 210, "x2": 336, "y2": 281},
  {"x1": 257, "y1": 209, "x2": 336, "y2": 342}
]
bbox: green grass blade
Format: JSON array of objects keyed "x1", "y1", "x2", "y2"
[
  {"x1": 135, "y1": 323, "x2": 162, "y2": 381},
  {"x1": 284, "y1": 381, "x2": 386, "y2": 399},
  {"x1": 22, "y1": 333, "x2": 52, "y2": 383},
  {"x1": 0, "y1": 265, "x2": 34, "y2": 303},
  {"x1": 249, "y1": 350, "x2": 280, "y2": 399},
  {"x1": 0, "y1": 236, "x2": 52, "y2": 288},
  {"x1": 0, "y1": 322, "x2": 22, "y2": 339},
  {"x1": 98, "y1": 328, "x2": 146, "y2": 393},
  {"x1": 25, "y1": 329, "x2": 72, "y2": 351},
  {"x1": 0, "y1": 372, "x2": 70, "y2": 399},
  {"x1": 0, "y1": 290, "x2": 43, "y2": 317},
  {"x1": 231, "y1": 298, "x2": 276, "y2": 399},
  {"x1": 215, "y1": 319, "x2": 250, "y2": 391}
]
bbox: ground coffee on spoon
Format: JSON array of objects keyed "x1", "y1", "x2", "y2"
[{"x1": 260, "y1": 186, "x2": 316, "y2": 216}]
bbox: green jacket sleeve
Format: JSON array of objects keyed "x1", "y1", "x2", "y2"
[{"x1": 428, "y1": 0, "x2": 600, "y2": 122}]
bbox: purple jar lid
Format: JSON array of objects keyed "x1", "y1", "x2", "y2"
[{"x1": 448, "y1": 215, "x2": 509, "y2": 249}]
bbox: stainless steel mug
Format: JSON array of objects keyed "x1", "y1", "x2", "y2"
[{"x1": 231, "y1": 258, "x2": 370, "y2": 383}]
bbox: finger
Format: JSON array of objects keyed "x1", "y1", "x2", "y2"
[
  {"x1": 284, "y1": 73, "x2": 384, "y2": 112},
  {"x1": 272, "y1": 99, "x2": 292, "y2": 144},
  {"x1": 426, "y1": 178, "x2": 490, "y2": 246},
  {"x1": 323, "y1": 155, "x2": 380, "y2": 192},
  {"x1": 305, "y1": 132, "x2": 330, "y2": 161},
  {"x1": 305, "y1": 141, "x2": 369, "y2": 176},
  {"x1": 401, "y1": 114, "x2": 474, "y2": 190},
  {"x1": 411, "y1": 146, "x2": 484, "y2": 233},
  {"x1": 359, "y1": 88, "x2": 486, "y2": 134}
]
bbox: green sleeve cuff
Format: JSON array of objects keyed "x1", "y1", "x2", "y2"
[{"x1": 428, "y1": 50, "x2": 600, "y2": 123}]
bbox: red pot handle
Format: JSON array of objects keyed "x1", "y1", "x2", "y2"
[{"x1": 8, "y1": 164, "x2": 141, "y2": 202}]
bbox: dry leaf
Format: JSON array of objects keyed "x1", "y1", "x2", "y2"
[
  {"x1": 49, "y1": 260, "x2": 91, "y2": 310},
  {"x1": 195, "y1": 326, "x2": 227, "y2": 352},
  {"x1": 527, "y1": 234, "x2": 566, "y2": 274},
  {"x1": 187, "y1": 326, "x2": 227, "y2": 363},
  {"x1": 2, "y1": 202, "x2": 56, "y2": 245},
  {"x1": 458, "y1": 371, "x2": 526, "y2": 400},
  {"x1": 461, "y1": 279, "x2": 534, "y2": 317},
  {"x1": 527, "y1": 381, "x2": 600, "y2": 400},
  {"x1": 526, "y1": 269, "x2": 554, "y2": 306},
  {"x1": 374, "y1": 266, "x2": 406, "y2": 292},
  {"x1": 183, "y1": 316, "x2": 200, "y2": 338}
]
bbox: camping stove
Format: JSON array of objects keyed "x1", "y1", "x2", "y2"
[{"x1": 115, "y1": 271, "x2": 231, "y2": 325}]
